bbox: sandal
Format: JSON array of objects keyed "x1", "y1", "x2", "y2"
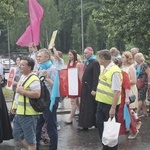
[{"x1": 64, "y1": 121, "x2": 72, "y2": 125}]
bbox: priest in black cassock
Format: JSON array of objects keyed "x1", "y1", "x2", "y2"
[
  {"x1": 77, "y1": 47, "x2": 100, "y2": 131},
  {"x1": 0, "y1": 84, "x2": 13, "y2": 143}
]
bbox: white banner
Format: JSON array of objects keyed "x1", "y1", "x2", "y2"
[{"x1": 68, "y1": 68, "x2": 78, "y2": 95}]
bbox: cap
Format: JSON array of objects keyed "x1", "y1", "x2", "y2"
[{"x1": 85, "y1": 47, "x2": 93, "y2": 51}]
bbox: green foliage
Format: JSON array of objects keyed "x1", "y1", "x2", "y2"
[
  {"x1": 2, "y1": 0, "x2": 149, "y2": 56},
  {"x1": 93, "y1": 0, "x2": 150, "y2": 53},
  {"x1": 8, "y1": 0, "x2": 60, "y2": 51},
  {"x1": 0, "y1": 0, "x2": 27, "y2": 52},
  {"x1": 57, "y1": 0, "x2": 102, "y2": 52},
  {"x1": 57, "y1": 0, "x2": 80, "y2": 52},
  {"x1": 71, "y1": 24, "x2": 81, "y2": 53},
  {"x1": 0, "y1": 0, "x2": 26, "y2": 21},
  {"x1": 62, "y1": 53, "x2": 69, "y2": 65},
  {"x1": 40, "y1": 0, "x2": 60, "y2": 48},
  {"x1": 1, "y1": 0, "x2": 107, "y2": 54},
  {"x1": 86, "y1": 15, "x2": 98, "y2": 52},
  {"x1": 3, "y1": 87, "x2": 13, "y2": 101}
]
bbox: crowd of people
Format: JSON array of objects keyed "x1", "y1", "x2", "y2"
[{"x1": 0, "y1": 44, "x2": 150, "y2": 150}]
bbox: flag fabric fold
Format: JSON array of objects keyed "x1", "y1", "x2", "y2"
[
  {"x1": 16, "y1": 0, "x2": 44, "y2": 46},
  {"x1": 123, "y1": 104, "x2": 131, "y2": 130},
  {"x1": 49, "y1": 71, "x2": 60, "y2": 111}
]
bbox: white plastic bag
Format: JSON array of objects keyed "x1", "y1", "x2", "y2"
[{"x1": 102, "y1": 117, "x2": 121, "y2": 147}]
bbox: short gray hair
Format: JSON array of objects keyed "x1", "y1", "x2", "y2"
[
  {"x1": 131, "y1": 47, "x2": 139, "y2": 54},
  {"x1": 38, "y1": 48, "x2": 51, "y2": 59}
]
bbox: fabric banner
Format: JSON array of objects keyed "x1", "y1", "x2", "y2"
[
  {"x1": 6, "y1": 67, "x2": 17, "y2": 90},
  {"x1": 59, "y1": 69, "x2": 68, "y2": 96},
  {"x1": 16, "y1": 0, "x2": 44, "y2": 46},
  {"x1": 59, "y1": 68, "x2": 78, "y2": 96},
  {"x1": 123, "y1": 104, "x2": 131, "y2": 130},
  {"x1": 68, "y1": 68, "x2": 78, "y2": 96},
  {"x1": 50, "y1": 71, "x2": 60, "y2": 111}
]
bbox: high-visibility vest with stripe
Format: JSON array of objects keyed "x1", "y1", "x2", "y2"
[
  {"x1": 95, "y1": 65, "x2": 122, "y2": 105},
  {"x1": 16, "y1": 75, "x2": 41, "y2": 115}
]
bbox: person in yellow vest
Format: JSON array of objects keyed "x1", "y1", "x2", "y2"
[
  {"x1": 11, "y1": 56, "x2": 41, "y2": 150},
  {"x1": 95, "y1": 50, "x2": 122, "y2": 150}
]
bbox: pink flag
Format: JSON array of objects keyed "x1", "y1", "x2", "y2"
[{"x1": 16, "y1": 0, "x2": 44, "y2": 46}]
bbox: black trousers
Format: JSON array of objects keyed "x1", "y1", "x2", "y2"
[{"x1": 96, "y1": 102, "x2": 119, "y2": 150}]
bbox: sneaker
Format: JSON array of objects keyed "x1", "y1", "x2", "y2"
[
  {"x1": 128, "y1": 130, "x2": 139, "y2": 140},
  {"x1": 57, "y1": 125, "x2": 61, "y2": 131},
  {"x1": 136, "y1": 121, "x2": 142, "y2": 130},
  {"x1": 75, "y1": 109, "x2": 79, "y2": 114}
]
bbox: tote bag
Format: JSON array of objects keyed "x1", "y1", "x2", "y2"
[{"x1": 102, "y1": 117, "x2": 121, "y2": 147}]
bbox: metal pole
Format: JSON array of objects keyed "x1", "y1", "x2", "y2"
[
  {"x1": 81, "y1": 0, "x2": 84, "y2": 56},
  {"x1": 7, "y1": 22, "x2": 11, "y2": 69}
]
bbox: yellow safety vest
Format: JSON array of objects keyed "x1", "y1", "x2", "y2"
[
  {"x1": 14, "y1": 75, "x2": 41, "y2": 115},
  {"x1": 95, "y1": 65, "x2": 122, "y2": 105}
]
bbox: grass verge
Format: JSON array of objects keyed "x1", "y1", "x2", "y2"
[{"x1": 2, "y1": 87, "x2": 14, "y2": 102}]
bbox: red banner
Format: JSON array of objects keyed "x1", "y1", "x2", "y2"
[{"x1": 59, "y1": 69, "x2": 68, "y2": 96}]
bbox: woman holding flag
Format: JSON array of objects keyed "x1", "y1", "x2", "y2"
[{"x1": 65, "y1": 50, "x2": 84, "y2": 124}]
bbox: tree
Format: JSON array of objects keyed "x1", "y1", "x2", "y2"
[
  {"x1": 86, "y1": 15, "x2": 98, "y2": 52},
  {"x1": 0, "y1": 0, "x2": 26, "y2": 52},
  {"x1": 9, "y1": 0, "x2": 60, "y2": 51},
  {"x1": 71, "y1": 24, "x2": 81, "y2": 54},
  {"x1": 93, "y1": 0, "x2": 150, "y2": 54},
  {"x1": 57, "y1": 0, "x2": 101, "y2": 52},
  {"x1": 0, "y1": 0, "x2": 25, "y2": 21},
  {"x1": 40, "y1": 0, "x2": 60, "y2": 48},
  {"x1": 9, "y1": 7, "x2": 28, "y2": 51}
]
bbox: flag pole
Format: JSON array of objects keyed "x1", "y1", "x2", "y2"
[
  {"x1": 7, "y1": 21, "x2": 11, "y2": 69},
  {"x1": 81, "y1": 0, "x2": 84, "y2": 57}
]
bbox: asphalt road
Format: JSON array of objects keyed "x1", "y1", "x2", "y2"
[{"x1": 1, "y1": 113, "x2": 150, "y2": 150}]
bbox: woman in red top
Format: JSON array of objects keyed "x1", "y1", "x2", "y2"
[
  {"x1": 65, "y1": 50, "x2": 83, "y2": 124},
  {"x1": 114, "y1": 58, "x2": 138, "y2": 139}
]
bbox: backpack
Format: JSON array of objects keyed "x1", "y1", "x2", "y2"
[{"x1": 22, "y1": 74, "x2": 50, "y2": 113}]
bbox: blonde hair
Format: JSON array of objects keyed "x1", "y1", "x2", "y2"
[
  {"x1": 110, "y1": 47, "x2": 120, "y2": 56},
  {"x1": 123, "y1": 51, "x2": 133, "y2": 65},
  {"x1": 135, "y1": 53, "x2": 145, "y2": 62}
]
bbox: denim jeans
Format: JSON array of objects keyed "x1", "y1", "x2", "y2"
[
  {"x1": 13, "y1": 115, "x2": 39, "y2": 145},
  {"x1": 96, "y1": 102, "x2": 119, "y2": 150},
  {"x1": 36, "y1": 102, "x2": 58, "y2": 150}
]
